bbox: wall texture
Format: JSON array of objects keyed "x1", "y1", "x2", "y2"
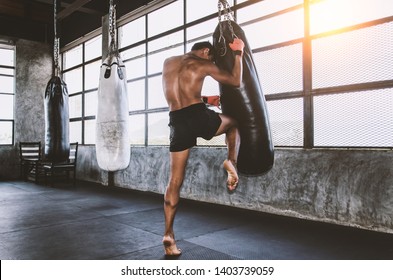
[
  {"x1": 0, "y1": 38, "x2": 52, "y2": 179},
  {"x1": 14, "y1": 39, "x2": 52, "y2": 143},
  {"x1": 77, "y1": 145, "x2": 393, "y2": 234}
]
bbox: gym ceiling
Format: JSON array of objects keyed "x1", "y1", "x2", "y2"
[{"x1": 0, "y1": 0, "x2": 154, "y2": 47}]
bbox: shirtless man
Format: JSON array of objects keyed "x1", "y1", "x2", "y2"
[{"x1": 162, "y1": 38, "x2": 244, "y2": 256}]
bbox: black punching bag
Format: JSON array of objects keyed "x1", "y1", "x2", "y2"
[
  {"x1": 213, "y1": 20, "x2": 274, "y2": 175},
  {"x1": 44, "y1": 76, "x2": 70, "y2": 162}
]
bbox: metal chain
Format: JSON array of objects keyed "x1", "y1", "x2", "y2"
[
  {"x1": 217, "y1": 0, "x2": 236, "y2": 56},
  {"x1": 53, "y1": 0, "x2": 60, "y2": 76},
  {"x1": 222, "y1": 0, "x2": 236, "y2": 37},
  {"x1": 108, "y1": 0, "x2": 118, "y2": 59}
]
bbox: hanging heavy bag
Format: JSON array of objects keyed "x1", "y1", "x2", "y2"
[
  {"x1": 44, "y1": 0, "x2": 69, "y2": 163},
  {"x1": 44, "y1": 76, "x2": 70, "y2": 162},
  {"x1": 213, "y1": 20, "x2": 274, "y2": 175},
  {"x1": 96, "y1": 1, "x2": 130, "y2": 172},
  {"x1": 95, "y1": 56, "x2": 130, "y2": 171}
]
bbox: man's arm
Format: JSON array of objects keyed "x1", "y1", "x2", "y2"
[
  {"x1": 228, "y1": 38, "x2": 244, "y2": 86},
  {"x1": 205, "y1": 38, "x2": 245, "y2": 87}
]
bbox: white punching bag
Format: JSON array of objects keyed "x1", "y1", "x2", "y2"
[
  {"x1": 96, "y1": 1, "x2": 130, "y2": 171},
  {"x1": 96, "y1": 55, "x2": 130, "y2": 171}
]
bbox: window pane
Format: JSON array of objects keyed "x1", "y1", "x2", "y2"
[
  {"x1": 0, "y1": 95, "x2": 13, "y2": 119},
  {"x1": 148, "y1": 31, "x2": 184, "y2": 73},
  {"x1": 122, "y1": 44, "x2": 146, "y2": 79},
  {"x1": 84, "y1": 60, "x2": 101, "y2": 90},
  {"x1": 314, "y1": 89, "x2": 393, "y2": 147},
  {"x1": 197, "y1": 133, "x2": 225, "y2": 146},
  {"x1": 0, "y1": 121, "x2": 13, "y2": 144},
  {"x1": 254, "y1": 43, "x2": 303, "y2": 94},
  {"x1": 64, "y1": 45, "x2": 83, "y2": 69},
  {"x1": 148, "y1": 75, "x2": 167, "y2": 109},
  {"x1": 84, "y1": 119, "x2": 96, "y2": 144},
  {"x1": 237, "y1": 0, "x2": 303, "y2": 23},
  {"x1": 148, "y1": 45, "x2": 184, "y2": 74},
  {"x1": 0, "y1": 68, "x2": 13, "y2": 75},
  {"x1": 149, "y1": 31, "x2": 183, "y2": 53},
  {"x1": 310, "y1": 0, "x2": 393, "y2": 35},
  {"x1": 63, "y1": 68, "x2": 83, "y2": 94},
  {"x1": 268, "y1": 98, "x2": 303, "y2": 146},
  {"x1": 148, "y1": 112, "x2": 169, "y2": 145},
  {"x1": 85, "y1": 90, "x2": 97, "y2": 117},
  {"x1": 124, "y1": 56, "x2": 146, "y2": 79},
  {"x1": 0, "y1": 76, "x2": 14, "y2": 93},
  {"x1": 187, "y1": 0, "x2": 233, "y2": 23},
  {"x1": 201, "y1": 76, "x2": 219, "y2": 96},
  {"x1": 69, "y1": 94, "x2": 82, "y2": 118},
  {"x1": 128, "y1": 80, "x2": 145, "y2": 111},
  {"x1": 312, "y1": 22, "x2": 393, "y2": 89},
  {"x1": 129, "y1": 114, "x2": 145, "y2": 145},
  {"x1": 84, "y1": 35, "x2": 102, "y2": 61},
  {"x1": 0, "y1": 48, "x2": 14, "y2": 66},
  {"x1": 1, "y1": 46, "x2": 14, "y2": 145},
  {"x1": 148, "y1": 1, "x2": 183, "y2": 37},
  {"x1": 197, "y1": 134, "x2": 226, "y2": 146},
  {"x1": 70, "y1": 121, "x2": 82, "y2": 144},
  {"x1": 186, "y1": 18, "x2": 217, "y2": 42},
  {"x1": 240, "y1": 9, "x2": 304, "y2": 48},
  {"x1": 120, "y1": 17, "x2": 146, "y2": 47},
  {"x1": 121, "y1": 44, "x2": 145, "y2": 60},
  {"x1": 185, "y1": 34, "x2": 211, "y2": 52}
]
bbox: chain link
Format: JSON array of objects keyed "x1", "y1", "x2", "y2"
[
  {"x1": 108, "y1": 0, "x2": 118, "y2": 59},
  {"x1": 53, "y1": 0, "x2": 60, "y2": 76},
  {"x1": 217, "y1": 0, "x2": 237, "y2": 56}
]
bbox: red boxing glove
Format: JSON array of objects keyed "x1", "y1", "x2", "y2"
[
  {"x1": 229, "y1": 38, "x2": 245, "y2": 52},
  {"x1": 202, "y1": 95, "x2": 221, "y2": 109}
]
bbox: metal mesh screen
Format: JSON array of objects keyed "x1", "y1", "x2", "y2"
[
  {"x1": 312, "y1": 21, "x2": 393, "y2": 88},
  {"x1": 254, "y1": 44, "x2": 303, "y2": 95},
  {"x1": 197, "y1": 133, "x2": 226, "y2": 146},
  {"x1": 148, "y1": 112, "x2": 170, "y2": 146},
  {"x1": 268, "y1": 98, "x2": 304, "y2": 146},
  {"x1": 314, "y1": 88, "x2": 393, "y2": 147}
]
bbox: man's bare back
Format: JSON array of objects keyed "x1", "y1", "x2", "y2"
[
  {"x1": 162, "y1": 54, "x2": 209, "y2": 111},
  {"x1": 162, "y1": 40, "x2": 243, "y2": 111}
]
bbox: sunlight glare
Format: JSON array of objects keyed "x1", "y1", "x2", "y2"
[{"x1": 310, "y1": 0, "x2": 355, "y2": 34}]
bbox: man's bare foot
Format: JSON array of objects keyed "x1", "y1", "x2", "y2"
[
  {"x1": 163, "y1": 236, "x2": 182, "y2": 256},
  {"x1": 223, "y1": 159, "x2": 238, "y2": 191}
]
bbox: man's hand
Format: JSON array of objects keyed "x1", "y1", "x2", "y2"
[
  {"x1": 229, "y1": 38, "x2": 245, "y2": 52},
  {"x1": 202, "y1": 95, "x2": 221, "y2": 109}
]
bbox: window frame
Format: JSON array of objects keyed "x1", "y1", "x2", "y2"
[
  {"x1": 60, "y1": 0, "x2": 393, "y2": 149},
  {"x1": 0, "y1": 44, "x2": 15, "y2": 146}
]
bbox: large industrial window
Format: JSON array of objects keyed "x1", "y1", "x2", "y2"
[
  {"x1": 62, "y1": 0, "x2": 393, "y2": 149},
  {"x1": 0, "y1": 44, "x2": 15, "y2": 145},
  {"x1": 63, "y1": 35, "x2": 102, "y2": 145}
]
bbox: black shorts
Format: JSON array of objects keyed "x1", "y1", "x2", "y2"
[{"x1": 169, "y1": 103, "x2": 222, "y2": 152}]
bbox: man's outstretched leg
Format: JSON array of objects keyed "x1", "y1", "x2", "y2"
[
  {"x1": 163, "y1": 149, "x2": 190, "y2": 256},
  {"x1": 216, "y1": 114, "x2": 240, "y2": 191}
]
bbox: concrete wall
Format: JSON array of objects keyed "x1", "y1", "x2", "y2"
[
  {"x1": 0, "y1": 38, "x2": 52, "y2": 178},
  {"x1": 1, "y1": 37, "x2": 392, "y2": 234},
  {"x1": 77, "y1": 145, "x2": 393, "y2": 234}
]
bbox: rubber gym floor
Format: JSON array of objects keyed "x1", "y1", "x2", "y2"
[{"x1": 0, "y1": 180, "x2": 392, "y2": 260}]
